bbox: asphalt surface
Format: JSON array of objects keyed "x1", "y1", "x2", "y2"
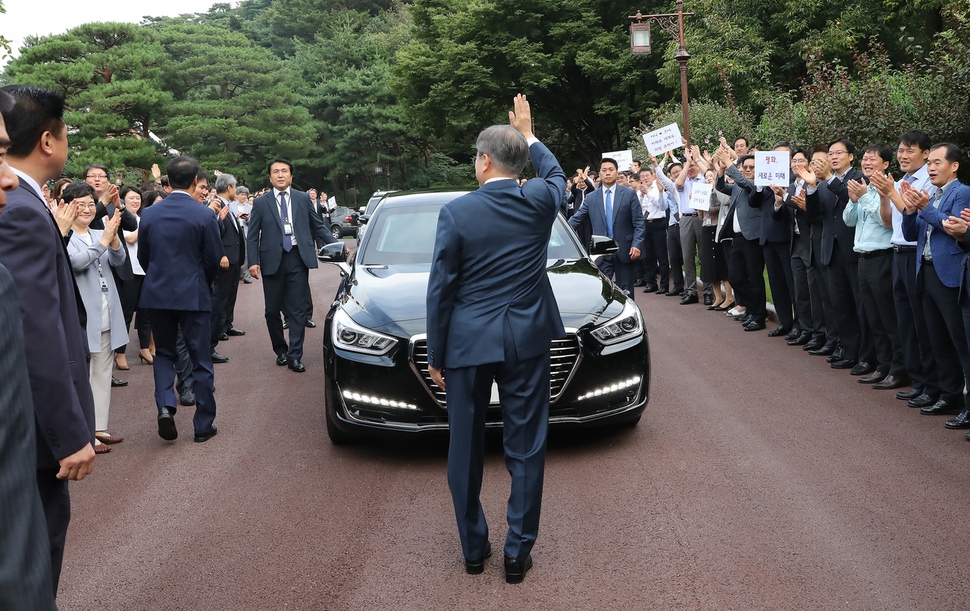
[{"x1": 57, "y1": 245, "x2": 970, "y2": 610}]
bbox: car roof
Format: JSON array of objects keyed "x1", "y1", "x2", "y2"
[{"x1": 379, "y1": 189, "x2": 474, "y2": 209}]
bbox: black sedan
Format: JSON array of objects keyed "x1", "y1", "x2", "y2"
[{"x1": 318, "y1": 190, "x2": 649, "y2": 443}]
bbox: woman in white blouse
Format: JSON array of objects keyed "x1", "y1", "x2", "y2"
[
  {"x1": 64, "y1": 183, "x2": 127, "y2": 454},
  {"x1": 115, "y1": 186, "x2": 154, "y2": 365}
]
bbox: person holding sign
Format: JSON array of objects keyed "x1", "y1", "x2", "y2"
[
  {"x1": 755, "y1": 144, "x2": 797, "y2": 339},
  {"x1": 569, "y1": 158, "x2": 644, "y2": 295},
  {"x1": 654, "y1": 141, "x2": 705, "y2": 305}
]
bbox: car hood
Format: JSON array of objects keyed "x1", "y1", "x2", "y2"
[{"x1": 336, "y1": 259, "x2": 625, "y2": 338}]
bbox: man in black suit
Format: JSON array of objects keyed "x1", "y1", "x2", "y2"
[
  {"x1": 754, "y1": 142, "x2": 796, "y2": 338},
  {"x1": 210, "y1": 173, "x2": 246, "y2": 362},
  {"x1": 248, "y1": 159, "x2": 338, "y2": 372},
  {"x1": 0, "y1": 84, "x2": 97, "y2": 598}
]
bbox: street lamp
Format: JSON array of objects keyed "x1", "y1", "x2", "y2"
[{"x1": 629, "y1": 2, "x2": 694, "y2": 144}]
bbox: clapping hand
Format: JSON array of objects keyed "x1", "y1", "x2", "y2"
[
  {"x1": 103, "y1": 182, "x2": 121, "y2": 208},
  {"x1": 869, "y1": 171, "x2": 895, "y2": 196},
  {"x1": 846, "y1": 178, "x2": 867, "y2": 203},
  {"x1": 791, "y1": 191, "x2": 807, "y2": 211},
  {"x1": 53, "y1": 199, "x2": 78, "y2": 237},
  {"x1": 100, "y1": 209, "x2": 122, "y2": 248},
  {"x1": 943, "y1": 215, "x2": 969, "y2": 239},
  {"x1": 902, "y1": 188, "x2": 930, "y2": 212},
  {"x1": 795, "y1": 163, "x2": 817, "y2": 188},
  {"x1": 769, "y1": 184, "x2": 787, "y2": 205}
]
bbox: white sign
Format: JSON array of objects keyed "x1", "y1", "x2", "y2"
[
  {"x1": 754, "y1": 151, "x2": 790, "y2": 187},
  {"x1": 327, "y1": 196, "x2": 337, "y2": 210},
  {"x1": 602, "y1": 149, "x2": 634, "y2": 172},
  {"x1": 643, "y1": 123, "x2": 683, "y2": 156},
  {"x1": 688, "y1": 183, "x2": 713, "y2": 211}
]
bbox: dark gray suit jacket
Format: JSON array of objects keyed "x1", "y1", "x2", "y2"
[{"x1": 247, "y1": 188, "x2": 337, "y2": 274}]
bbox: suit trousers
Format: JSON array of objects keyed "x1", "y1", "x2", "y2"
[
  {"x1": 824, "y1": 246, "x2": 864, "y2": 361},
  {"x1": 667, "y1": 223, "x2": 684, "y2": 292},
  {"x1": 210, "y1": 265, "x2": 239, "y2": 348},
  {"x1": 446, "y1": 351, "x2": 550, "y2": 564},
  {"x1": 175, "y1": 330, "x2": 193, "y2": 395},
  {"x1": 115, "y1": 273, "x2": 144, "y2": 354},
  {"x1": 921, "y1": 264, "x2": 970, "y2": 402},
  {"x1": 858, "y1": 253, "x2": 904, "y2": 375},
  {"x1": 89, "y1": 330, "x2": 113, "y2": 431},
  {"x1": 640, "y1": 219, "x2": 668, "y2": 290},
  {"x1": 790, "y1": 234, "x2": 815, "y2": 334},
  {"x1": 148, "y1": 309, "x2": 216, "y2": 434},
  {"x1": 730, "y1": 238, "x2": 766, "y2": 320},
  {"x1": 764, "y1": 240, "x2": 794, "y2": 329},
  {"x1": 680, "y1": 215, "x2": 702, "y2": 295},
  {"x1": 596, "y1": 253, "x2": 637, "y2": 296},
  {"x1": 36, "y1": 469, "x2": 69, "y2": 596},
  {"x1": 893, "y1": 251, "x2": 938, "y2": 394},
  {"x1": 262, "y1": 248, "x2": 310, "y2": 361}
]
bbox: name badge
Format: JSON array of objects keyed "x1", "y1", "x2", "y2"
[
  {"x1": 283, "y1": 222, "x2": 293, "y2": 236},
  {"x1": 99, "y1": 276, "x2": 109, "y2": 293}
]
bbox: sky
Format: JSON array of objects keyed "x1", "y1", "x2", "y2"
[{"x1": 2, "y1": 0, "x2": 228, "y2": 66}]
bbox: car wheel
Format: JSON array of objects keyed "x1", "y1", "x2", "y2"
[
  {"x1": 326, "y1": 403, "x2": 351, "y2": 444},
  {"x1": 331, "y1": 225, "x2": 342, "y2": 239}
]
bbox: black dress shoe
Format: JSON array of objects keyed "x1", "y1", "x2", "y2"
[
  {"x1": 825, "y1": 348, "x2": 845, "y2": 363},
  {"x1": 788, "y1": 331, "x2": 813, "y2": 346},
  {"x1": 227, "y1": 327, "x2": 246, "y2": 337},
  {"x1": 803, "y1": 337, "x2": 824, "y2": 351},
  {"x1": 242, "y1": 278, "x2": 253, "y2": 284},
  {"x1": 288, "y1": 359, "x2": 306, "y2": 373},
  {"x1": 767, "y1": 325, "x2": 790, "y2": 337},
  {"x1": 744, "y1": 320, "x2": 766, "y2": 331},
  {"x1": 830, "y1": 359, "x2": 858, "y2": 370},
  {"x1": 504, "y1": 554, "x2": 533, "y2": 584},
  {"x1": 194, "y1": 426, "x2": 218, "y2": 443},
  {"x1": 920, "y1": 399, "x2": 963, "y2": 416},
  {"x1": 703, "y1": 294, "x2": 714, "y2": 306},
  {"x1": 218, "y1": 332, "x2": 229, "y2": 342},
  {"x1": 896, "y1": 388, "x2": 923, "y2": 400},
  {"x1": 849, "y1": 361, "x2": 875, "y2": 376},
  {"x1": 211, "y1": 351, "x2": 229, "y2": 364},
  {"x1": 908, "y1": 393, "x2": 939, "y2": 408},
  {"x1": 680, "y1": 293, "x2": 699, "y2": 305},
  {"x1": 276, "y1": 353, "x2": 288, "y2": 366},
  {"x1": 858, "y1": 369, "x2": 888, "y2": 384},
  {"x1": 713, "y1": 301, "x2": 735, "y2": 312},
  {"x1": 465, "y1": 542, "x2": 492, "y2": 575},
  {"x1": 643, "y1": 285, "x2": 658, "y2": 293},
  {"x1": 111, "y1": 376, "x2": 128, "y2": 387},
  {"x1": 633, "y1": 278, "x2": 645, "y2": 287},
  {"x1": 665, "y1": 290, "x2": 681, "y2": 296},
  {"x1": 784, "y1": 329, "x2": 801, "y2": 341},
  {"x1": 179, "y1": 389, "x2": 196, "y2": 406},
  {"x1": 157, "y1": 407, "x2": 177, "y2": 441},
  {"x1": 655, "y1": 288, "x2": 667, "y2": 294},
  {"x1": 305, "y1": 319, "x2": 317, "y2": 328},
  {"x1": 944, "y1": 410, "x2": 970, "y2": 429},
  {"x1": 282, "y1": 320, "x2": 289, "y2": 329},
  {"x1": 736, "y1": 314, "x2": 752, "y2": 324},
  {"x1": 873, "y1": 375, "x2": 910, "y2": 390}
]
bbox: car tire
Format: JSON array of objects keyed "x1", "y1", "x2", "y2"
[
  {"x1": 326, "y1": 403, "x2": 351, "y2": 444},
  {"x1": 331, "y1": 225, "x2": 342, "y2": 239}
]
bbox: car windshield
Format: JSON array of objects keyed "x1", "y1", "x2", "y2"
[
  {"x1": 359, "y1": 202, "x2": 583, "y2": 266},
  {"x1": 365, "y1": 196, "x2": 384, "y2": 215}
]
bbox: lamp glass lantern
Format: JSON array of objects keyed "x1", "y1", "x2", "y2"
[{"x1": 630, "y1": 21, "x2": 651, "y2": 55}]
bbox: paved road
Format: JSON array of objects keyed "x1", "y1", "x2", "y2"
[{"x1": 58, "y1": 249, "x2": 970, "y2": 610}]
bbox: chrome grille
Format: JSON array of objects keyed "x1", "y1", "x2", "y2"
[{"x1": 408, "y1": 331, "x2": 581, "y2": 408}]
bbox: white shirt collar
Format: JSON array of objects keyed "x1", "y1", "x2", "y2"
[{"x1": 12, "y1": 168, "x2": 43, "y2": 201}]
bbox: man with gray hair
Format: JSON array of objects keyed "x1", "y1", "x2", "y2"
[
  {"x1": 426, "y1": 95, "x2": 566, "y2": 584},
  {"x1": 231, "y1": 186, "x2": 253, "y2": 283},
  {"x1": 210, "y1": 173, "x2": 246, "y2": 360}
]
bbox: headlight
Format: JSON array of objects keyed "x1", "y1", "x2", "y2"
[
  {"x1": 590, "y1": 300, "x2": 643, "y2": 345},
  {"x1": 332, "y1": 309, "x2": 398, "y2": 355}
]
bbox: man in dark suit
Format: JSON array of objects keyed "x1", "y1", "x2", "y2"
[
  {"x1": 753, "y1": 143, "x2": 796, "y2": 338},
  {"x1": 568, "y1": 157, "x2": 644, "y2": 295},
  {"x1": 139, "y1": 156, "x2": 223, "y2": 443},
  {"x1": 427, "y1": 94, "x2": 565, "y2": 584},
  {"x1": 0, "y1": 104, "x2": 57, "y2": 611},
  {"x1": 0, "y1": 84, "x2": 96, "y2": 598},
  {"x1": 247, "y1": 158, "x2": 338, "y2": 372},
  {"x1": 210, "y1": 173, "x2": 246, "y2": 361},
  {"x1": 902, "y1": 143, "x2": 970, "y2": 418}
]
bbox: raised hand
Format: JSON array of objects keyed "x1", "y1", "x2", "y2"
[
  {"x1": 903, "y1": 188, "x2": 930, "y2": 212},
  {"x1": 846, "y1": 178, "x2": 867, "y2": 203},
  {"x1": 795, "y1": 164, "x2": 817, "y2": 188},
  {"x1": 100, "y1": 209, "x2": 122, "y2": 248},
  {"x1": 791, "y1": 191, "x2": 807, "y2": 211},
  {"x1": 509, "y1": 94, "x2": 534, "y2": 140},
  {"x1": 769, "y1": 184, "x2": 787, "y2": 205},
  {"x1": 53, "y1": 199, "x2": 78, "y2": 237}
]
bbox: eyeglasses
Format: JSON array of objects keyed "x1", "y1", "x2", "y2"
[
  {"x1": 76, "y1": 203, "x2": 97, "y2": 210},
  {"x1": 828, "y1": 150, "x2": 848, "y2": 157},
  {"x1": 86, "y1": 173, "x2": 108, "y2": 179},
  {"x1": 741, "y1": 165, "x2": 755, "y2": 170}
]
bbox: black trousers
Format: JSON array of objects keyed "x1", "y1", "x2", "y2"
[
  {"x1": 640, "y1": 219, "x2": 668, "y2": 289},
  {"x1": 210, "y1": 265, "x2": 240, "y2": 348},
  {"x1": 858, "y1": 252, "x2": 904, "y2": 375},
  {"x1": 596, "y1": 253, "x2": 637, "y2": 296},
  {"x1": 262, "y1": 249, "x2": 310, "y2": 361},
  {"x1": 764, "y1": 240, "x2": 794, "y2": 329},
  {"x1": 921, "y1": 264, "x2": 970, "y2": 401},
  {"x1": 666, "y1": 223, "x2": 683, "y2": 293},
  {"x1": 36, "y1": 469, "x2": 69, "y2": 596},
  {"x1": 790, "y1": 233, "x2": 815, "y2": 334},
  {"x1": 730, "y1": 238, "x2": 766, "y2": 320},
  {"x1": 115, "y1": 274, "x2": 150, "y2": 353},
  {"x1": 824, "y1": 246, "x2": 864, "y2": 361},
  {"x1": 893, "y1": 250, "x2": 938, "y2": 394}
]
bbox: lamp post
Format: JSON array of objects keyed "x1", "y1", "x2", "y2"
[{"x1": 629, "y1": 1, "x2": 694, "y2": 144}]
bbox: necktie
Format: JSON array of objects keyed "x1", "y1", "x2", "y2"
[
  {"x1": 280, "y1": 192, "x2": 293, "y2": 252},
  {"x1": 605, "y1": 189, "x2": 613, "y2": 238}
]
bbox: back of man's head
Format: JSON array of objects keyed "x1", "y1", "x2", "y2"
[
  {"x1": 166, "y1": 156, "x2": 201, "y2": 190},
  {"x1": 0, "y1": 85, "x2": 65, "y2": 159},
  {"x1": 476, "y1": 125, "x2": 528, "y2": 176},
  {"x1": 215, "y1": 173, "x2": 236, "y2": 194}
]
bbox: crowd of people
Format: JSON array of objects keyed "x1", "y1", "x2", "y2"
[
  {"x1": 566, "y1": 130, "x2": 970, "y2": 442},
  {"x1": 0, "y1": 84, "x2": 342, "y2": 608}
]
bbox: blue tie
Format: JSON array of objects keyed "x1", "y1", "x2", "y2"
[
  {"x1": 605, "y1": 189, "x2": 613, "y2": 238},
  {"x1": 280, "y1": 192, "x2": 293, "y2": 252}
]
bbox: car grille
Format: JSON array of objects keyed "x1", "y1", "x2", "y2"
[{"x1": 409, "y1": 332, "x2": 581, "y2": 407}]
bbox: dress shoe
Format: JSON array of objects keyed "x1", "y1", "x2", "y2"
[
  {"x1": 276, "y1": 353, "x2": 288, "y2": 366},
  {"x1": 713, "y1": 301, "x2": 735, "y2": 312},
  {"x1": 158, "y1": 407, "x2": 178, "y2": 441},
  {"x1": 643, "y1": 285, "x2": 658, "y2": 293},
  {"x1": 680, "y1": 293, "x2": 698, "y2": 305},
  {"x1": 872, "y1": 375, "x2": 910, "y2": 390},
  {"x1": 896, "y1": 388, "x2": 923, "y2": 400},
  {"x1": 736, "y1": 314, "x2": 752, "y2": 324},
  {"x1": 243, "y1": 278, "x2": 253, "y2": 284},
  {"x1": 633, "y1": 278, "x2": 645, "y2": 287},
  {"x1": 803, "y1": 337, "x2": 825, "y2": 351},
  {"x1": 94, "y1": 441, "x2": 111, "y2": 454},
  {"x1": 849, "y1": 361, "x2": 875, "y2": 376},
  {"x1": 211, "y1": 351, "x2": 229, "y2": 364},
  {"x1": 138, "y1": 349, "x2": 154, "y2": 365},
  {"x1": 465, "y1": 542, "x2": 492, "y2": 575},
  {"x1": 920, "y1": 399, "x2": 963, "y2": 416},
  {"x1": 944, "y1": 410, "x2": 970, "y2": 429},
  {"x1": 809, "y1": 342, "x2": 836, "y2": 356},
  {"x1": 858, "y1": 369, "x2": 888, "y2": 384},
  {"x1": 95, "y1": 432, "x2": 124, "y2": 445},
  {"x1": 665, "y1": 290, "x2": 681, "y2": 297},
  {"x1": 288, "y1": 359, "x2": 306, "y2": 373},
  {"x1": 504, "y1": 554, "x2": 533, "y2": 585},
  {"x1": 784, "y1": 328, "x2": 801, "y2": 341},
  {"x1": 227, "y1": 327, "x2": 246, "y2": 336},
  {"x1": 707, "y1": 299, "x2": 725, "y2": 311},
  {"x1": 305, "y1": 319, "x2": 317, "y2": 328},
  {"x1": 830, "y1": 359, "x2": 858, "y2": 370},
  {"x1": 703, "y1": 294, "x2": 714, "y2": 306},
  {"x1": 282, "y1": 320, "x2": 289, "y2": 329},
  {"x1": 825, "y1": 348, "x2": 845, "y2": 363},
  {"x1": 115, "y1": 353, "x2": 129, "y2": 370},
  {"x1": 787, "y1": 331, "x2": 812, "y2": 346},
  {"x1": 179, "y1": 389, "x2": 196, "y2": 406},
  {"x1": 655, "y1": 288, "x2": 666, "y2": 294},
  {"x1": 766, "y1": 325, "x2": 790, "y2": 337},
  {"x1": 908, "y1": 393, "x2": 938, "y2": 408},
  {"x1": 111, "y1": 376, "x2": 128, "y2": 387},
  {"x1": 218, "y1": 332, "x2": 229, "y2": 342},
  {"x1": 744, "y1": 320, "x2": 766, "y2": 332},
  {"x1": 194, "y1": 426, "x2": 218, "y2": 443}
]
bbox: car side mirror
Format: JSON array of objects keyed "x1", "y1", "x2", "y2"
[
  {"x1": 318, "y1": 242, "x2": 347, "y2": 262},
  {"x1": 359, "y1": 214, "x2": 370, "y2": 225},
  {"x1": 589, "y1": 235, "x2": 619, "y2": 256}
]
